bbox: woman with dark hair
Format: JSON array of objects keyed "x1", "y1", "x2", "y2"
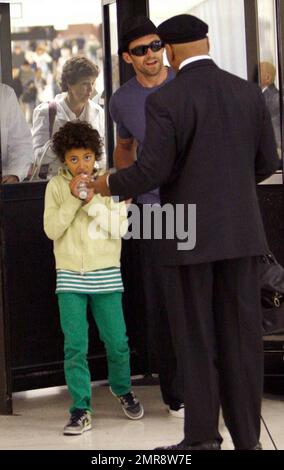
[{"x1": 32, "y1": 56, "x2": 105, "y2": 178}]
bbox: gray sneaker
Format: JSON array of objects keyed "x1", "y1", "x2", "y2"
[
  {"x1": 111, "y1": 389, "x2": 144, "y2": 420},
  {"x1": 63, "y1": 409, "x2": 92, "y2": 435}
]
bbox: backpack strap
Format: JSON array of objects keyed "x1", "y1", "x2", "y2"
[
  {"x1": 29, "y1": 101, "x2": 57, "y2": 181},
  {"x1": 48, "y1": 101, "x2": 57, "y2": 138}
]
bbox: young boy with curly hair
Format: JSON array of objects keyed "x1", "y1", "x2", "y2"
[{"x1": 44, "y1": 121, "x2": 144, "y2": 435}]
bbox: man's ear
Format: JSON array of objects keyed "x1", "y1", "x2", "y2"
[
  {"x1": 165, "y1": 44, "x2": 174, "y2": 64},
  {"x1": 122, "y1": 52, "x2": 132, "y2": 65}
]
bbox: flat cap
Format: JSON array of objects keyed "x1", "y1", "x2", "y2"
[
  {"x1": 118, "y1": 16, "x2": 158, "y2": 55},
  {"x1": 157, "y1": 14, "x2": 208, "y2": 44}
]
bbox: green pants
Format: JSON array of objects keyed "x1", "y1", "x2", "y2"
[{"x1": 57, "y1": 292, "x2": 131, "y2": 413}]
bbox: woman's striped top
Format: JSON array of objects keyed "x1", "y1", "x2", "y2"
[{"x1": 56, "y1": 267, "x2": 124, "y2": 294}]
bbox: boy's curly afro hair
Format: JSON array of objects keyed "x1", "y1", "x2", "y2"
[{"x1": 52, "y1": 121, "x2": 103, "y2": 163}]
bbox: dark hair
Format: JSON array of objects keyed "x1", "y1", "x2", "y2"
[
  {"x1": 60, "y1": 56, "x2": 99, "y2": 91},
  {"x1": 52, "y1": 121, "x2": 103, "y2": 163}
]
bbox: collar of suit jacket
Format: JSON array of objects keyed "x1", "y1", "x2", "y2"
[
  {"x1": 177, "y1": 58, "x2": 216, "y2": 76},
  {"x1": 179, "y1": 55, "x2": 211, "y2": 70}
]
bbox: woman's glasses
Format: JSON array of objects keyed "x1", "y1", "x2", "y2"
[{"x1": 129, "y1": 40, "x2": 164, "y2": 57}]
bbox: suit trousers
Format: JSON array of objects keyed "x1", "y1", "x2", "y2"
[
  {"x1": 162, "y1": 257, "x2": 263, "y2": 449},
  {"x1": 120, "y1": 204, "x2": 183, "y2": 408}
]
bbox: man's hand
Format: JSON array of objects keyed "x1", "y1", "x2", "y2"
[
  {"x1": 2, "y1": 175, "x2": 19, "y2": 183},
  {"x1": 87, "y1": 173, "x2": 111, "y2": 197}
]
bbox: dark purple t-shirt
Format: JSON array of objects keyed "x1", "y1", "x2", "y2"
[{"x1": 109, "y1": 67, "x2": 175, "y2": 204}]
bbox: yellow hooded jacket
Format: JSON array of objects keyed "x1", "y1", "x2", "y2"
[{"x1": 44, "y1": 168, "x2": 128, "y2": 273}]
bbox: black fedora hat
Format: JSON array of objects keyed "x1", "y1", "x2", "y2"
[{"x1": 118, "y1": 16, "x2": 158, "y2": 55}]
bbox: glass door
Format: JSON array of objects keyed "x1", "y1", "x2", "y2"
[
  {"x1": 102, "y1": 0, "x2": 118, "y2": 164},
  {"x1": 149, "y1": 0, "x2": 247, "y2": 79},
  {"x1": 257, "y1": 0, "x2": 283, "y2": 182}
]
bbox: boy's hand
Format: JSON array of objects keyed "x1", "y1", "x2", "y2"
[
  {"x1": 83, "y1": 188, "x2": 95, "y2": 204},
  {"x1": 69, "y1": 174, "x2": 94, "y2": 202},
  {"x1": 70, "y1": 174, "x2": 86, "y2": 199}
]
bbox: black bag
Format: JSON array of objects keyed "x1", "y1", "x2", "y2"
[{"x1": 259, "y1": 253, "x2": 284, "y2": 334}]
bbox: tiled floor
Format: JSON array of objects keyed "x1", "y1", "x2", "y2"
[{"x1": 0, "y1": 382, "x2": 283, "y2": 450}]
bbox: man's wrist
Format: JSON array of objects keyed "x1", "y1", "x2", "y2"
[{"x1": 106, "y1": 167, "x2": 117, "y2": 188}]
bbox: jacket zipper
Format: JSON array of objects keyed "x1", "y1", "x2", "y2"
[{"x1": 80, "y1": 214, "x2": 84, "y2": 275}]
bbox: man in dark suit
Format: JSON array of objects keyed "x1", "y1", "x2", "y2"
[
  {"x1": 89, "y1": 14, "x2": 279, "y2": 450},
  {"x1": 260, "y1": 61, "x2": 281, "y2": 152}
]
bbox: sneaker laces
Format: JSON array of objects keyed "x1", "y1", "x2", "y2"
[
  {"x1": 70, "y1": 409, "x2": 86, "y2": 424},
  {"x1": 120, "y1": 392, "x2": 138, "y2": 407}
]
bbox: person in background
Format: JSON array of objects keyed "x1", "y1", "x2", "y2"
[
  {"x1": 43, "y1": 121, "x2": 144, "y2": 436},
  {"x1": 260, "y1": 61, "x2": 282, "y2": 154},
  {"x1": 11, "y1": 68, "x2": 23, "y2": 100},
  {"x1": 109, "y1": 15, "x2": 184, "y2": 418},
  {"x1": 19, "y1": 60, "x2": 35, "y2": 90},
  {"x1": 89, "y1": 14, "x2": 279, "y2": 450},
  {"x1": 0, "y1": 83, "x2": 34, "y2": 183},
  {"x1": 32, "y1": 56, "x2": 105, "y2": 179},
  {"x1": 34, "y1": 68, "x2": 48, "y2": 105},
  {"x1": 12, "y1": 44, "x2": 26, "y2": 70},
  {"x1": 31, "y1": 44, "x2": 52, "y2": 81},
  {"x1": 19, "y1": 61, "x2": 37, "y2": 125}
]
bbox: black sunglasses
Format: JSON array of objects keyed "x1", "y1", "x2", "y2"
[{"x1": 129, "y1": 40, "x2": 164, "y2": 57}]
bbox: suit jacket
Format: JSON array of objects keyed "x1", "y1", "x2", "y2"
[
  {"x1": 109, "y1": 60, "x2": 279, "y2": 265},
  {"x1": 263, "y1": 84, "x2": 281, "y2": 149}
]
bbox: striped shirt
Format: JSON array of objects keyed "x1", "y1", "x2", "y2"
[{"x1": 56, "y1": 267, "x2": 124, "y2": 294}]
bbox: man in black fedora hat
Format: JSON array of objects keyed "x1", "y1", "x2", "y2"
[
  {"x1": 110, "y1": 15, "x2": 184, "y2": 418},
  {"x1": 89, "y1": 13, "x2": 278, "y2": 449}
]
